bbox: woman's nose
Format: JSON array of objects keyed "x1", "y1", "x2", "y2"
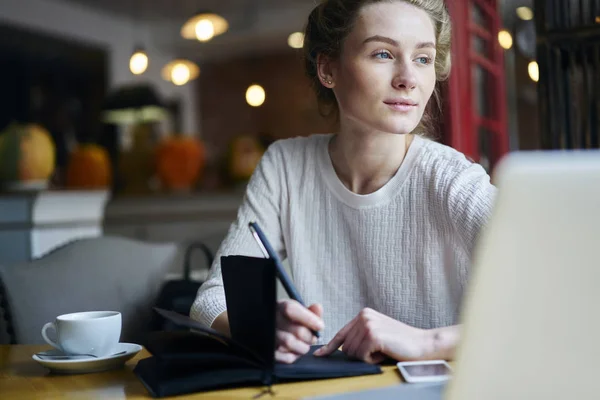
[{"x1": 392, "y1": 62, "x2": 418, "y2": 90}]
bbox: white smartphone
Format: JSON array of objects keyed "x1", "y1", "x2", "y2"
[{"x1": 396, "y1": 360, "x2": 452, "y2": 383}]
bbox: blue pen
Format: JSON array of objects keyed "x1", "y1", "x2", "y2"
[{"x1": 248, "y1": 221, "x2": 320, "y2": 338}]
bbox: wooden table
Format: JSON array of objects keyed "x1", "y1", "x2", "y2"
[{"x1": 0, "y1": 345, "x2": 405, "y2": 399}]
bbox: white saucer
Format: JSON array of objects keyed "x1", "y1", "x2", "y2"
[{"x1": 32, "y1": 342, "x2": 142, "y2": 374}]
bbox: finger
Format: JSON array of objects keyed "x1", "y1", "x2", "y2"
[
  {"x1": 308, "y1": 303, "x2": 323, "y2": 319},
  {"x1": 356, "y1": 336, "x2": 384, "y2": 364},
  {"x1": 278, "y1": 315, "x2": 318, "y2": 345},
  {"x1": 276, "y1": 330, "x2": 311, "y2": 355},
  {"x1": 306, "y1": 304, "x2": 323, "y2": 344},
  {"x1": 355, "y1": 340, "x2": 375, "y2": 364},
  {"x1": 314, "y1": 317, "x2": 357, "y2": 357},
  {"x1": 309, "y1": 303, "x2": 323, "y2": 317},
  {"x1": 278, "y1": 300, "x2": 324, "y2": 332},
  {"x1": 275, "y1": 348, "x2": 299, "y2": 364},
  {"x1": 370, "y1": 352, "x2": 386, "y2": 365},
  {"x1": 342, "y1": 324, "x2": 366, "y2": 359},
  {"x1": 285, "y1": 323, "x2": 315, "y2": 345}
]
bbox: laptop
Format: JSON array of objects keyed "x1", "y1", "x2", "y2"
[{"x1": 306, "y1": 149, "x2": 600, "y2": 400}]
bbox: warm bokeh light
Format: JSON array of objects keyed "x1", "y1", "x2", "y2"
[
  {"x1": 516, "y1": 6, "x2": 534, "y2": 21},
  {"x1": 287, "y1": 32, "x2": 305, "y2": 49},
  {"x1": 246, "y1": 85, "x2": 266, "y2": 107},
  {"x1": 161, "y1": 59, "x2": 200, "y2": 86},
  {"x1": 181, "y1": 13, "x2": 228, "y2": 42},
  {"x1": 129, "y1": 51, "x2": 148, "y2": 75},
  {"x1": 171, "y1": 63, "x2": 191, "y2": 86},
  {"x1": 195, "y1": 19, "x2": 215, "y2": 42},
  {"x1": 498, "y1": 30, "x2": 513, "y2": 50},
  {"x1": 528, "y1": 61, "x2": 539, "y2": 82}
]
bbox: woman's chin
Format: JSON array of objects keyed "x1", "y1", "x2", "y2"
[
  {"x1": 375, "y1": 119, "x2": 419, "y2": 135},
  {"x1": 381, "y1": 123, "x2": 419, "y2": 136},
  {"x1": 348, "y1": 117, "x2": 419, "y2": 136}
]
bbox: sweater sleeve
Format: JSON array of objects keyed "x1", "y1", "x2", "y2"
[
  {"x1": 444, "y1": 162, "x2": 497, "y2": 257},
  {"x1": 190, "y1": 142, "x2": 287, "y2": 328}
]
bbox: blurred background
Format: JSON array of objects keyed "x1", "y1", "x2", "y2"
[{"x1": 0, "y1": 0, "x2": 597, "y2": 266}]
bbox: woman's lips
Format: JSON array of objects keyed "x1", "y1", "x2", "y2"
[{"x1": 384, "y1": 101, "x2": 418, "y2": 112}]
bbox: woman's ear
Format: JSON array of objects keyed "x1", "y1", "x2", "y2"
[{"x1": 317, "y1": 53, "x2": 336, "y2": 88}]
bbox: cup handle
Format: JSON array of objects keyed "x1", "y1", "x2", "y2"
[{"x1": 41, "y1": 322, "x2": 60, "y2": 350}]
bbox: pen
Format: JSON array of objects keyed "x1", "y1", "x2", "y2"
[{"x1": 248, "y1": 221, "x2": 320, "y2": 338}]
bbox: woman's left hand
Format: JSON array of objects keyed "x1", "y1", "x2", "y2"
[{"x1": 313, "y1": 308, "x2": 428, "y2": 364}]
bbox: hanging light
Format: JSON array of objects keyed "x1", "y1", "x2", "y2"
[
  {"x1": 162, "y1": 59, "x2": 200, "y2": 86},
  {"x1": 516, "y1": 7, "x2": 534, "y2": 21},
  {"x1": 288, "y1": 32, "x2": 305, "y2": 49},
  {"x1": 181, "y1": 12, "x2": 228, "y2": 42},
  {"x1": 129, "y1": 47, "x2": 149, "y2": 75},
  {"x1": 497, "y1": 30, "x2": 513, "y2": 50},
  {"x1": 195, "y1": 19, "x2": 215, "y2": 41},
  {"x1": 528, "y1": 61, "x2": 539, "y2": 82},
  {"x1": 171, "y1": 64, "x2": 190, "y2": 86},
  {"x1": 246, "y1": 84, "x2": 266, "y2": 107}
]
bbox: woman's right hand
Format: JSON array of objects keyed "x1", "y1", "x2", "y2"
[{"x1": 275, "y1": 300, "x2": 324, "y2": 364}]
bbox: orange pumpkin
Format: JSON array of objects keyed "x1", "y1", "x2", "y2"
[
  {"x1": 66, "y1": 144, "x2": 112, "y2": 189},
  {"x1": 156, "y1": 135, "x2": 205, "y2": 191},
  {"x1": 0, "y1": 122, "x2": 56, "y2": 186}
]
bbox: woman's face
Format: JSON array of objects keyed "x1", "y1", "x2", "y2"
[{"x1": 323, "y1": 1, "x2": 437, "y2": 135}]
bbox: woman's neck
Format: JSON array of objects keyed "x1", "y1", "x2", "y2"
[{"x1": 328, "y1": 128, "x2": 413, "y2": 195}]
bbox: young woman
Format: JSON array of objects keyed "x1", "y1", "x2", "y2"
[{"x1": 191, "y1": 0, "x2": 497, "y2": 365}]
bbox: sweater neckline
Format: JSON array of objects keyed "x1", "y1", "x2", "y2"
[{"x1": 318, "y1": 133, "x2": 424, "y2": 209}]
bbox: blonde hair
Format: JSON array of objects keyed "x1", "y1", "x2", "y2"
[{"x1": 303, "y1": 0, "x2": 452, "y2": 136}]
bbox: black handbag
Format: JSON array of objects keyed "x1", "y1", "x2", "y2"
[{"x1": 150, "y1": 241, "x2": 214, "y2": 332}]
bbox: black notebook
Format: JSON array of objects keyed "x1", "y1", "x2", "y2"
[{"x1": 134, "y1": 256, "x2": 382, "y2": 398}]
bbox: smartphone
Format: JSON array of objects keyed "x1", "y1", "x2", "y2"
[{"x1": 397, "y1": 360, "x2": 452, "y2": 383}]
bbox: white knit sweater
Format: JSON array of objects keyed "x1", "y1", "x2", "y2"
[{"x1": 191, "y1": 134, "x2": 496, "y2": 343}]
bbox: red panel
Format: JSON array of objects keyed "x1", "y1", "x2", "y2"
[
  {"x1": 470, "y1": 52, "x2": 502, "y2": 76},
  {"x1": 475, "y1": 116, "x2": 501, "y2": 132},
  {"x1": 443, "y1": 0, "x2": 509, "y2": 170},
  {"x1": 471, "y1": 0, "x2": 497, "y2": 18},
  {"x1": 488, "y1": 1, "x2": 509, "y2": 167},
  {"x1": 469, "y1": 23, "x2": 493, "y2": 41},
  {"x1": 445, "y1": 0, "x2": 476, "y2": 161}
]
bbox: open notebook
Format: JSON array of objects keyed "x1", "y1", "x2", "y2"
[{"x1": 134, "y1": 256, "x2": 382, "y2": 397}]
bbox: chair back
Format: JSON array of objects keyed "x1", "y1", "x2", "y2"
[{"x1": 0, "y1": 236, "x2": 179, "y2": 345}]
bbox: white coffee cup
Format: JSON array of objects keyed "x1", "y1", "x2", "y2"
[{"x1": 41, "y1": 311, "x2": 122, "y2": 357}]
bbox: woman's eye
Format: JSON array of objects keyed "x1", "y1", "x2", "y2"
[
  {"x1": 374, "y1": 51, "x2": 392, "y2": 59},
  {"x1": 416, "y1": 56, "x2": 432, "y2": 64}
]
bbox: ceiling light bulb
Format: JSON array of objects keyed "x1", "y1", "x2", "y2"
[
  {"x1": 195, "y1": 19, "x2": 215, "y2": 42},
  {"x1": 172, "y1": 63, "x2": 191, "y2": 86},
  {"x1": 161, "y1": 59, "x2": 200, "y2": 85},
  {"x1": 528, "y1": 61, "x2": 539, "y2": 82},
  {"x1": 246, "y1": 84, "x2": 266, "y2": 107},
  {"x1": 129, "y1": 51, "x2": 148, "y2": 75},
  {"x1": 498, "y1": 30, "x2": 513, "y2": 50},
  {"x1": 287, "y1": 32, "x2": 305, "y2": 49},
  {"x1": 516, "y1": 6, "x2": 534, "y2": 21},
  {"x1": 182, "y1": 13, "x2": 228, "y2": 40}
]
